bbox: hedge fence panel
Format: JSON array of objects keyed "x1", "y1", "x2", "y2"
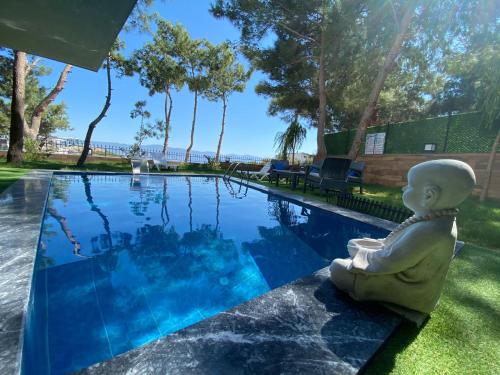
[{"x1": 325, "y1": 112, "x2": 498, "y2": 155}]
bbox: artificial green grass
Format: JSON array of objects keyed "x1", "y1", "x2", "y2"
[{"x1": 365, "y1": 244, "x2": 500, "y2": 375}]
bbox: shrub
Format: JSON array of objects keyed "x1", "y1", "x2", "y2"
[{"x1": 24, "y1": 138, "x2": 47, "y2": 161}]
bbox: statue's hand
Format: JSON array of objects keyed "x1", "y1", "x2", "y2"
[{"x1": 347, "y1": 238, "x2": 384, "y2": 257}]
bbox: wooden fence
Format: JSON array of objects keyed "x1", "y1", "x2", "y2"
[{"x1": 353, "y1": 153, "x2": 500, "y2": 200}]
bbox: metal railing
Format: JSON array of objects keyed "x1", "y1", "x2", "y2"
[
  {"x1": 223, "y1": 162, "x2": 242, "y2": 179},
  {"x1": 0, "y1": 137, "x2": 268, "y2": 165}
]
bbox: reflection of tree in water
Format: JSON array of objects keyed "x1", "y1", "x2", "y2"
[
  {"x1": 242, "y1": 224, "x2": 328, "y2": 289},
  {"x1": 42, "y1": 177, "x2": 82, "y2": 264},
  {"x1": 267, "y1": 195, "x2": 300, "y2": 227},
  {"x1": 90, "y1": 223, "x2": 242, "y2": 292},
  {"x1": 160, "y1": 177, "x2": 170, "y2": 226},
  {"x1": 185, "y1": 176, "x2": 193, "y2": 231},
  {"x1": 215, "y1": 176, "x2": 220, "y2": 231},
  {"x1": 43, "y1": 177, "x2": 72, "y2": 239},
  {"x1": 128, "y1": 176, "x2": 156, "y2": 217},
  {"x1": 81, "y1": 174, "x2": 113, "y2": 250},
  {"x1": 51, "y1": 177, "x2": 71, "y2": 203},
  {"x1": 47, "y1": 207, "x2": 83, "y2": 257},
  {"x1": 265, "y1": 195, "x2": 386, "y2": 261}
]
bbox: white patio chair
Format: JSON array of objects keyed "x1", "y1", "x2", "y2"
[
  {"x1": 150, "y1": 152, "x2": 180, "y2": 172},
  {"x1": 243, "y1": 161, "x2": 272, "y2": 181}
]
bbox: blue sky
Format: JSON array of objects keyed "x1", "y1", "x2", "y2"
[{"x1": 37, "y1": 0, "x2": 317, "y2": 157}]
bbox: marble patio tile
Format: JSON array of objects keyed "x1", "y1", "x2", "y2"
[{"x1": 0, "y1": 170, "x2": 52, "y2": 375}]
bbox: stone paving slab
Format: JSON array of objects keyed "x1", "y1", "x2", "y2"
[
  {"x1": 78, "y1": 268, "x2": 401, "y2": 375},
  {"x1": 0, "y1": 170, "x2": 52, "y2": 375}
]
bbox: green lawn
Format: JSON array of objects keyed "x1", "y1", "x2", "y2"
[
  {"x1": 1, "y1": 159, "x2": 499, "y2": 374},
  {"x1": 0, "y1": 165, "x2": 31, "y2": 192},
  {"x1": 1, "y1": 158, "x2": 132, "y2": 174}
]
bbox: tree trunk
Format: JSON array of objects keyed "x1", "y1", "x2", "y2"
[
  {"x1": 162, "y1": 85, "x2": 173, "y2": 154},
  {"x1": 26, "y1": 64, "x2": 72, "y2": 139},
  {"x1": 184, "y1": 89, "x2": 198, "y2": 162},
  {"x1": 215, "y1": 95, "x2": 227, "y2": 163},
  {"x1": 347, "y1": 3, "x2": 416, "y2": 160},
  {"x1": 480, "y1": 126, "x2": 500, "y2": 202},
  {"x1": 137, "y1": 112, "x2": 145, "y2": 149},
  {"x1": 77, "y1": 57, "x2": 112, "y2": 167},
  {"x1": 7, "y1": 51, "x2": 26, "y2": 164},
  {"x1": 316, "y1": 26, "x2": 327, "y2": 162}
]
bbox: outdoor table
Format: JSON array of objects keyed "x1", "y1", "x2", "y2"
[{"x1": 272, "y1": 170, "x2": 306, "y2": 190}]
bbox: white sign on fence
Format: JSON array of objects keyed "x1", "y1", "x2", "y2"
[{"x1": 365, "y1": 132, "x2": 386, "y2": 155}]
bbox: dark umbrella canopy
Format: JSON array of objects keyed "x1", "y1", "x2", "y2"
[{"x1": 0, "y1": 0, "x2": 137, "y2": 71}]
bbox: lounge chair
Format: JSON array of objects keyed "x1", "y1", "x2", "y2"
[
  {"x1": 269, "y1": 159, "x2": 290, "y2": 184},
  {"x1": 150, "y1": 152, "x2": 180, "y2": 171},
  {"x1": 241, "y1": 161, "x2": 272, "y2": 181},
  {"x1": 321, "y1": 160, "x2": 365, "y2": 194},
  {"x1": 271, "y1": 159, "x2": 290, "y2": 171},
  {"x1": 303, "y1": 157, "x2": 352, "y2": 193},
  {"x1": 346, "y1": 161, "x2": 365, "y2": 194}
]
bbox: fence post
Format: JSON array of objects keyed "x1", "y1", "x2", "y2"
[
  {"x1": 443, "y1": 112, "x2": 452, "y2": 153},
  {"x1": 384, "y1": 122, "x2": 391, "y2": 154},
  {"x1": 345, "y1": 127, "x2": 351, "y2": 155}
]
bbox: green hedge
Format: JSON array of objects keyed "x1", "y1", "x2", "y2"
[{"x1": 325, "y1": 112, "x2": 497, "y2": 155}]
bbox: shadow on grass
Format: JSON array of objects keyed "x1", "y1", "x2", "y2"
[{"x1": 360, "y1": 320, "x2": 425, "y2": 374}]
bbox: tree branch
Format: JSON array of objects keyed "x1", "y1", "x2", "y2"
[
  {"x1": 28, "y1": 64, "x2": 72, "y2": 137},
  {"x1": 277, "y1": 21, "x2": 317, "y2": 44},
  {"x1": 25, "y1": 57, "x2": 41, "y2": 75}
]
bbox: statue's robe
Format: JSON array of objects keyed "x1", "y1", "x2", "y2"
[{"x1": 332, "y1": 218, "x2": 457, "y2": 314}]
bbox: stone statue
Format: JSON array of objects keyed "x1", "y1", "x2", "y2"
[{"x1": 330, "y1": 159, "x2": 476, "y2": 314}]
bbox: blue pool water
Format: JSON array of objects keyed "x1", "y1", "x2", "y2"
[{"x1": 22, "y1": 174, "x2": 387, "y2": 374}]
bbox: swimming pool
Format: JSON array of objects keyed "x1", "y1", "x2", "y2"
[{"x1": 21, "y1": 174, "x2": 387, "y2": 374}]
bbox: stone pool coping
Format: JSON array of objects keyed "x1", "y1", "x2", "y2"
[
  {"x1": 0, "y1": 170, "x2": 53, "y2": 375},
  {"x1": 78, "y1": 267, "x2": 402, "y2": 375},
  {"x1": 0, "y1": 170, "x2": 442, "y2": 374}
]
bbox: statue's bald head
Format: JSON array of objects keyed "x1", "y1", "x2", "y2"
[{"x1": 408, "y1": 159, "x2": 476, "y2": 210}]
